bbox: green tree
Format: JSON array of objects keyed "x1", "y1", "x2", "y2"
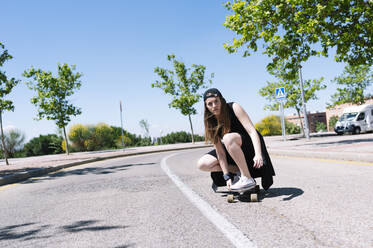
[
  {"x1": 328, "y1": 64, "x2": 373, "y2": 107},
  {"x1": 23, "y1": 63, "x2": 82, "y2": 155},
  {"x1": 0, "y1": 128, "x2": 25, "y2": 158},
  {"x1": 224, "y1": 0, "x2": 372, "y2": 75},
  {"x1": 259, "y1": 62, "x2": 326, "y2": 135},
  {"x1": 255, "y1": 115, "x2": 301, "y2": 136},
  {"x1": 152, "y1": 54, "x2": 213, "y2": 143},
  {"x1": 139, "y1": 119, "x2": 150, "y2": 138},
  {"x1": 255, "y1": 115, "x2": 282, "y2": 136},
  {"x1": 0, "y1": 42, "x2": 20, "y2": 165},
  {"x1": 68, "y1": 124, "x2": 90, "y2": 151},
  {"x1": 23, "y1": 134, "x2": 63, "y2": 156}
]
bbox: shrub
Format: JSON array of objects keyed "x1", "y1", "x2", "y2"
[
  {"x1": 328, "y1": 115, "x2": 339, "y2": 131},
  {"x1": 285, "y1": 120, "x2": 301, "y2": 134},
  {"x1": 255, "y1": 115, "x2": 301, "y2": 136},
  {"x1": 316, "y1": 121, "x2": 327, "y2": 132},
  {"x1": 160, "y1": 131, "x2": 204, "y2": 144},
  {"x1": 24, "y1": 134, "x2": 64, "y2": 156},
  {"x1": 68, "y1": 124, "x2": 90, "y2": 151},
  {"x1": 255, "y1": 115, "x2": 282, "y2": 136}
]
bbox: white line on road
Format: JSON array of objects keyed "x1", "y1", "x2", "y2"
[{"x1": 161, "y1": 153, "x2": 256, "y2": 248}]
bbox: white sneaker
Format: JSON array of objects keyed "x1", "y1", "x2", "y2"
[{"x1": 230, "y1": 176, "x2": 256, "y2": 191}]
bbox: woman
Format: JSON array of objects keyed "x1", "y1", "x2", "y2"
[{"x1": 197, "y1": 88, "x2": 275, "y2": 191}]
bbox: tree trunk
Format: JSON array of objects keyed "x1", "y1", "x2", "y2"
[
  {"x1": 296, "y1": 108, "x2": 305, "y2": 137},
  {"x1": 63, "y1": 126, "x2": 70, "y2": 155},
  {"x1": 0, "y1": 111, "x2": 9, "y2": 165},
  {"x1": 188, "y1": 114, "x2": 195, "y2": 143}
]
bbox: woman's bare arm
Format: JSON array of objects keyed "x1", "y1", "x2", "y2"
[{"x1": 232, "y1": 102, "x2": 263, "y2": 168}]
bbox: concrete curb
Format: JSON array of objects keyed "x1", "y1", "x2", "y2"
[
  {"x1": 0, "y1": 144, "x2": 213, "y2": 186},
  {"x1": 268, "y1": 149, "x2": 373, "y2": 163}
]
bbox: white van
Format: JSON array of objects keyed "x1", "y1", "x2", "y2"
[{"x1": 334, "y1": 103, "x2": 373, "y2": 134}]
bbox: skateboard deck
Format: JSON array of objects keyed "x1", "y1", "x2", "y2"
[{"x1": 215, "y1": 185, "x2": 260, "y2": 203}]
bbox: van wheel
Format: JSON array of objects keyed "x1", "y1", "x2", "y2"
[{"x1": 354, "y1": 127, "x2": 361, "y2": 134}]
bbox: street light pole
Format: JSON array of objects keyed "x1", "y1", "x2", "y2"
[
  {"x1": 298, "y1": 65, "x2": 310, "y2": 139},
  {"x1": 120, "y1": 101, "x2": 125, "y2": 148}
]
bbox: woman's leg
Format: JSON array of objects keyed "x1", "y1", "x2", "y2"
[
  {"x1": 197, "y1": 154, "x2": 239, "y2": 173},
  {"x1": 222, "y1": 133, "x2": 252, "y2": 178}
]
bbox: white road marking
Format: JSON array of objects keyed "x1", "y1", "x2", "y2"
[{"x1": 161, "y1": 153, "x2": 256, "y2": 248}]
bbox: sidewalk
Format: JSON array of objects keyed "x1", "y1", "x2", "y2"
[
  {"x1": 1, "y1": 133, "x2": 372, "y2": 186},
  {"x1": 0, "y1": 142, "x2": 212, "y2": 186},
  {"x1": 265, "y1": 132, "x2": 373, "y2": 163}
]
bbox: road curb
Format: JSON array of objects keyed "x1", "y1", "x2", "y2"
[
  {"x1": 268, "y1": 149, "x2": 373, "y2": 163},
  {"x1": 0, "y1": 144, "x2": 213, "y2": 187}
]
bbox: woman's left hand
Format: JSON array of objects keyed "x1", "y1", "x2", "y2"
[{"x1": 253, "y1": 155, "x2": 264, "y2": 169}]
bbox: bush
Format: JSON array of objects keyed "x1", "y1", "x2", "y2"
[
  {"x1": 68, "y1": 124, "x2": 90, "y2": 151},
  {"x1": 67, "y1": 123, "x2": 150, "y2": 151},
  {"x1": 316, "y1": 121, "x2": 327, "y2": 132},
  {"x1": 160, "y1": 131, "x2": 204, "y2": 144},
  {"x1": 328, "y1": 115, "x2": 339, "y2": 131},
  {"x1": 285, "y1": 120, "x2": 301, "y2": 134},
  {"x1": 255, "y1": 115, "x2": 300, "y2": 136},
  {"x1": 255, "y1": 115, "x2": 282, "y2": 136},
  {"x1": 24, "y1": 134, "x2": 64, "y2": 156}
]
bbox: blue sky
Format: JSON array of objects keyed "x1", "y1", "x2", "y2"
[{"x1": 1, "y1": 0, "x2": 356, "y2": 140}]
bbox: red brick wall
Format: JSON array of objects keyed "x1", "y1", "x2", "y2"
[{"x1": 286, "y1": 112, "x2": 326, "y2": 133}]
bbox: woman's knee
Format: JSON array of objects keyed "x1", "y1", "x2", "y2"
[
  {"x1": 222, "y1": 133, "x2": 241, "y2": 150},
  {"x1": 197, "y1": 155, "x2": 217, "y2": 171}
]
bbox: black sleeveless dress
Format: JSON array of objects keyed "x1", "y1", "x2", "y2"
[{"x1": 208, "y1": 102, "x2": 275, "y2": 190}]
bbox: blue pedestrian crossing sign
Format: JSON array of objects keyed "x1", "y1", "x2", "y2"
[{"x1": 276, "y1": 87, "x2": 286, "y2": 100}]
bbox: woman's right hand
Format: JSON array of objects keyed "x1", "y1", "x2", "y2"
[{"x1": 226, "y1": 179, "x2": 232, "y2": 190}]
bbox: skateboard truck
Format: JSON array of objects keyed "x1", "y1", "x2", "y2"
[{"x1": 226, "y1": 185, "x2": 260, "y2": 203}]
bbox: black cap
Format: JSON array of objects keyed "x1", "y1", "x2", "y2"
[{"x1": 203, "y1": 88, "x2": 222, "y2": 101}]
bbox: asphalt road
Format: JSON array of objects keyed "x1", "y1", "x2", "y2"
[{"x1": 0, "y1": 148, "x2": 372, "y2": 247}]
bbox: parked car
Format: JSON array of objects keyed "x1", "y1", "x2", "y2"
[{"x1": 334, "y1": 104, "x2": 373, "y2": 135}]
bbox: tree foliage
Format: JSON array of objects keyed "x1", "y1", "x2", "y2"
[
  {"x1": 315, "y1": 121, "x2": 327, "y2": 132},
  {"x1": 328, "y1": 64, "x2": 373, "y2": 106},
  {"x1": 0, "y1": 42, "x2": 20, "y2": 164},
  {"x1": 139, "y1": 119, "x2": 150, "y2": 138},
  {"x1": 255, "y1": 115, "x2": 300, "y2": 136},
  {"x1": 328, "y1": 115, "x2": 339, "y2": 131},
  {"x1": 0, "y1": 128, "x2": 25, "y2": 158},
  {"x1": 23, "y1": 63, "x2": 83, "y2": 154},
  {"x1": 152, "y1": 54, "x2": 213, "y2": 143},
  {"x1": 259, "y1": 61, "x2": 326, "y2": 133},
  {"x1": 67, "y1": 123, "x2": 148, "y2": 152},
  {"x1": 159, "y1": 131, "x2": 204, "y2": 145},
  {"x1": 224, "y1": 0, "x2": 373, "y2": 75},
  {"x1": 23, "y1": 134, "x2": 63, "y2": 157}
]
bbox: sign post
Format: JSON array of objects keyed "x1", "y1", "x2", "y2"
[{"x1": 276, "y1": 87, "x2": 286, "y2": 141}]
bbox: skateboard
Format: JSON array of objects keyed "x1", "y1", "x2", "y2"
[{"x1": 215, "y1": 185, "x2": 260, "y2": 203}]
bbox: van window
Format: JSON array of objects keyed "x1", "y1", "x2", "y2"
[
  {"x1": 339, "y1": 112, "x2": 358, "y2": 121},
  {"x1": 357, "y1": 113, "x2": 365, "y2": 121}
]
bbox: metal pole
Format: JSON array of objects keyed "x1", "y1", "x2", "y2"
[
  {"x1": 120, "y1": 101, "x2": 125, "y2": 148},
  {"x1": 298, "y1": 65, "x2": 310, "y2": 139},
  {"x1": 280, "y1": 100, "x2": 286, "y2": 141}
]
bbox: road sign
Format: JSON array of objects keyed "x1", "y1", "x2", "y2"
[{"x1": 276, "y1": 87, "x2": 286, "y2": 99}]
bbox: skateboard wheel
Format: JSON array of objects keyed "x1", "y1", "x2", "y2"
[
  {"x1": 227, "y1": 194, "x2": 234, "y2": 203},
  {"x1": 250, "y1": 193, "x2": 258, "y2": 202}
]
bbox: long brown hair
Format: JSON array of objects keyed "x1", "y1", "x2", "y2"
[{"x1": 204, "y1": 96, "x2": 231, "y2": 144}]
